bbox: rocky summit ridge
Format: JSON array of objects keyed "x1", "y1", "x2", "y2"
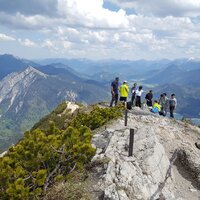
[
  {"x1": 0, "y1": 101, "x2": 199, "y2": 199},
  {"x1": 91, "y1": 107, "x2": 200, "y2": 200}
]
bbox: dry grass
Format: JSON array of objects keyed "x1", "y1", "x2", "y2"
[
  {"x1": 44, "y1": 182, "x2": 91, "y2": 200},
  {"x1": 44, "y1": 171, "x2": 92, "y2": 200}
]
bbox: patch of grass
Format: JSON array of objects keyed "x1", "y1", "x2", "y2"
[{"x1": 44, "y1": 171, "x2": 92, "y2": 200}]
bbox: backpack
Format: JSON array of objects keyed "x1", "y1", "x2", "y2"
[
  {"x1": 151, "y1": 107, "x2": 159, "y2": 113},
  {"x1": 169, "y1": 99, "x2": 175, "y2": 107},
  {"x1": 126, "y1": 101, "x2": 132, "y2": 110}
]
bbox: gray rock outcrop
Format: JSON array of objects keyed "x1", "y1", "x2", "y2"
[
  {"x1": 0, "y1": 66, "x2": 47, "y2": 111},
  {"x1": 91, "y1": 108, "x2": 200, "y2": 200}
]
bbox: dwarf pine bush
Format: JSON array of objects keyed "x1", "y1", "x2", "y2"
[{"x1": 0, "y1": 104, "x2": 123, "y2": 199}]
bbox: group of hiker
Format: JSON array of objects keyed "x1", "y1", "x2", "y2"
[{"x1": 110, "y1": 77, "x2": 177, "y2": 118}]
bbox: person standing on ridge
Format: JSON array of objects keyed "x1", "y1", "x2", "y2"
[
  {"x1": 110, "y1": 77, "x2": 119, "y2": 107},
  {"x1": 119, "y1": 81, "x2": 129, "y2": 103},
  {"x1": 163, "y1": 93, "x2": 169, "y2": 116},
  {"x1": 135, "y1": 86, "x2": 144, "y2": 108},
  {"x1": 159, "y1": 94, "x2": 165, "y2": 115},
  {"x1": 159, "y1": 93, "x2": 168, "y2": 116},
  {"x1": 169, "y1": 94, "x2": 177, "y2": 118},
  {"x1": 131, "y1": 83, "x2": 137, "y2": 106},
  {"x1": 145, "y1": 90, "x2": 153, "y2": 107}
]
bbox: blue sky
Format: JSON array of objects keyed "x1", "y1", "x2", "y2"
[{"x1": 0, "y1": 0, "x2": 200, "y2": 60}]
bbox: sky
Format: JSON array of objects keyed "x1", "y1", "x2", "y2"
[{"x1": 0, "y1": 0, "x2": 200, "y2": 60}]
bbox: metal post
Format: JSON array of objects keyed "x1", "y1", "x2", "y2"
[
  {"x1": 124, "y1": 109, "x2": 128, "y2": 126},
  {"x1": 129, "y1": 129, "x2": 134, "y2": 156}
]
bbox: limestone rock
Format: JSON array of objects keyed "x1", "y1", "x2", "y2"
[{"x1": 91, "y1": 108, "x2": 200, "y2": 200}]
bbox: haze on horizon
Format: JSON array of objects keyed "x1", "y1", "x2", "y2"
[{"x1": 0, "y1": 0, "x2": 200, "y2": 60}]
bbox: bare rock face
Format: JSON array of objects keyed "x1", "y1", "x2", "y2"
[
  {"x1": 91, "y1": 108, "x2": 200, "y2": 200},
  {"x1": 0, "y1": 66, "x2": 48, "y2": 111}
]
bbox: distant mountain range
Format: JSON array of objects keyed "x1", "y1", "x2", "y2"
[
  {"x1": 145, "y1": 64, "x2": 200, "y2": 87},
  {"x1": 0, "y1": 54, "x2": 39, "y2": 80},
  {"x1": 0, "y1": 55, "x2": 109, "y2": 150},
  {"x1": 0, "y1": 54, "x2": 200, "y2": 150},
  {"x1": 36, "y1": 57, "x2": 200, "y2": 82},
  {"x1": 36, "y1": 58, "x2": 172, "y2": 81}
]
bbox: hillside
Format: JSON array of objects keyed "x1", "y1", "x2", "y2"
[
  {"x1": 0, "y1": 102, "x2": 124, "y2": 199},
  {"x1": 0, "y1": 102, "x2": 199, "y2": 200},
  {"x1": 0, "y1": 66, "x2": 109, "y2": 150}
]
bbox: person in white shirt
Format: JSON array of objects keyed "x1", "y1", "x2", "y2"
[
  {"x1": 135, "y1": 86, "x2": 143, "y2": 108},
  {"x1": 169, "y1": 93, "x2": 177, "y2": 118}
]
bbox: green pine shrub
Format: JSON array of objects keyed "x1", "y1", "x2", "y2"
[
  {"x1": 0, "y1": 103, "x2": 124, "y2": 199},
  {"x1": 0, "y1": 125, "x2": 95, "y2": 199},
  {"x1": 69, "y1": 105, "x2": 123, "y2": 130}
]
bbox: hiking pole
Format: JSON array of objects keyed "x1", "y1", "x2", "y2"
[
  {"x1": 124, "y1": 107, "x2": 128, "y2": 126},
  {"x1": 124, "y1": 109, "x2": 128, "y2": 126},
  {"x1": 128, "y1": 129, "x2": 134, "y2": 156}
]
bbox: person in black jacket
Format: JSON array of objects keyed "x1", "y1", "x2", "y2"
[
  {"x1": 110, "y1": 77, "x2": 119, "y2": 107},
  {"x1": 131, "y1": 83, "x2": 137, "y2": 106},
  {"x1": 145, "y1": 90, "x2": 153, "y2": 107}
]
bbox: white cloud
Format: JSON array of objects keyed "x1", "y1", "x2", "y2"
[
  {"x1": 42, "y1": 40, "x2": 54, "y2": 48},
  {"x1": 0, "y1": 0, "x2": 129, "y2": 30},
  {"x1": 0, "y1": 11, "x2": 59, "y2": 30},
  {"x1": 41, "y1": 39, "x2": 71, "y2": 53},
  {"x1": 0, "y1": 33, "x2": 15, "y2": 41},
  {"x1": 106, "y1": 0, "x2": 200, "y2": 17},
  {"x1": 57, "y1": 0, "x2": 129, "y2": 29},
  {"x1": 0, "y1": 0, "x2": 200, "y2": 59},
  {"x1": 18, "y1": 38, "x2": 36, "y2": 47},
  {"x1": 63, "y1": 41, "x2": 71, "y2": 49}
]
